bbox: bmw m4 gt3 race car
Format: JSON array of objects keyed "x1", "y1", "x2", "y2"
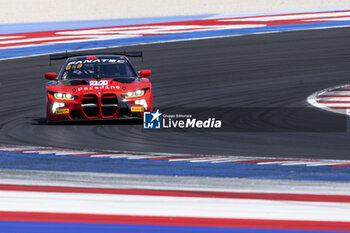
[{"x1": 45, "y1": 52, "x2": 153, "y2": 123}]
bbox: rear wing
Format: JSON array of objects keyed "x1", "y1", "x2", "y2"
[{"x1": 49, "y1": 51, "x2": 143, "y2": 61}]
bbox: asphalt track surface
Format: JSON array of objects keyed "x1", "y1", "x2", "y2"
[{"x1": 1, "y1": 28, "x2": 350, "y2": 159}]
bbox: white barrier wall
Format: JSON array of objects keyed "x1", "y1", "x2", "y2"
[{"x1": 0, "y1": 0, "x2": 350, "y2": 23}]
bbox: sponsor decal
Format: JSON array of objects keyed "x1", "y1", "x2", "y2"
[
  {"x1": 65, "y1": 63, "x2": 83, "y2": 70},
  {"x1": 77, "y1": 85, "x2": 120, "y2": 91},
  {"x1": 55, "y1": 108, "x2": 69, "y2": 115},
  {"x1": 67, "y1": 59, "x2": 124, "y2": 66},
  {"x1": 89, "y1": 80, "x2": 108, "y2": 86},
  {"x1": 131, "y1": 106, "x2": 145, "y2": 112}
]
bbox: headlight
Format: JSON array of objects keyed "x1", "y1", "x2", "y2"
[
  {"x1": 122, "y1": 89, "x2": 145, "y2": 98},
  {"x1": 52, "y1": 102, "x2": 65, "y2": 114},
  {"x1": 53, "y1": 92, "x2": 77, "y2": 100},
  {"x1": 134, "y1": 99, "x2": 148, "y2": 110}
]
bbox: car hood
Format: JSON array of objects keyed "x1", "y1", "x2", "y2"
[{"x1": 47, "y1": 78, "x2": 149, "y2": 95}]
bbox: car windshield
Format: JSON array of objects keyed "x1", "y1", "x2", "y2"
[{"x1": 61, "y1": 57, "x2": 137, "y2": 80}]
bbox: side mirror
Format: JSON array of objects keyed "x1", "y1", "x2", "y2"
[
  {"x1": 45, "y1": 72, "x2": 58, "y2": 80},
  {"x1": 138, "y1": 69, "x2": 151, "y2": 78}
]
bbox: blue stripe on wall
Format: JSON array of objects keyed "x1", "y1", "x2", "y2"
[
  {"x1": 0, "y1": 151, "x2": 349, "y2": 181},
  {"x1": 0, "y1": 221, "x2": 348, "y2": 233}
]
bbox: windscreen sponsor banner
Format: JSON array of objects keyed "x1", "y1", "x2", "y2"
[
  {"x1": 67, "y1": 58, "x2": 126, "y2": 66},
  {"x1": 1, "y1": 10, "x2": 350, "y2": 59}
]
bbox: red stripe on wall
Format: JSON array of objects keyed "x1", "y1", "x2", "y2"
[
  {"x1": 0, "y1": 184, "x2": 349, "y2": 203},
  {"x1": 317, "y1": 101, "x2": 350, "y2": 103}
]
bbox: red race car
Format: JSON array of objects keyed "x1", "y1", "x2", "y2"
[{"x1": 45, "y1": 52, "x2": 153, "y2": 123}]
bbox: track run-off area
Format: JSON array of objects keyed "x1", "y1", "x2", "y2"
[{"x1": 1, "y1": 9, "x2": 350, "y2": 233}]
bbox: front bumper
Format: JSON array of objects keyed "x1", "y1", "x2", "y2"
[{"x1": 46, "y1": 93, "x2": 152, "y2": 122}]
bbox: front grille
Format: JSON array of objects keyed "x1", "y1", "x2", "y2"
[
  {"x1": 82, "y1": 94, "x2": 99, "y2": 117},
  {"x1": 101, "y1": 94, "x2": 118, "y2": 117},
  {"x1": 70, "y1": 110, "x2": 82, "y2": 120}
]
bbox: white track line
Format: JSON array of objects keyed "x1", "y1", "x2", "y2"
[{"x1": 0, "y1": 190, "x2": 350, "y2": 221}]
